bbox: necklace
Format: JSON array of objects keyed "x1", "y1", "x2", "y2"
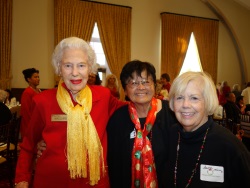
[{"x1": 174, "y1": 128, "x2": 209, "y2": 188}]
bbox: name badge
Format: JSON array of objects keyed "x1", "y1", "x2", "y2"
[
  {"x1": 130, "y1": 128, "x2": 136, "y2": 139},
  {"x1": 51, "y1": 114, "x2": 67, "y2": 122},
  {"x1": 200, "y1": 164, "x2": 224, "y2": 183}
]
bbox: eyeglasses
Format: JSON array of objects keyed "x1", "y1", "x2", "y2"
[{"x1": 126, "y1": 79, "x2": 153, "y2": 89}]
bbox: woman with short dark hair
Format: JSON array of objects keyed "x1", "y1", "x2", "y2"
[
  {"x1": 20, "y1": 68, "x2": 41, "y2": 139},
  {"x1": 107, "y1": 60, "x2": 177, "y2": 187}
]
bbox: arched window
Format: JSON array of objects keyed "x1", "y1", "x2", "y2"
[
  {"x1": 90, "y1": 23, "x2": 111, "y2": 84},
  {"x1": 179, "y1": 32, "x2": 203, "y2": 75}
]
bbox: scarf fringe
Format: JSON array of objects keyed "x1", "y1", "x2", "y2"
[{"x1": 57, "y1": 80, "x2": 104, "y2": 185}]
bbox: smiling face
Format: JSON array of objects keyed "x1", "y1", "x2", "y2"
[
  {"x1": 124, "y1": 70, "x2": 155, "y2": 106},
  {"x1": 60, "y1": 48, "x2": 90, "y2": 94},
  {"x1": 173, "y1": 79, "x2": 208, "y2": 132}
]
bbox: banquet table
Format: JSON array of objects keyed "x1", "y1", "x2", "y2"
[{"x1": 8, "y1": 105, "x2": 21, "y2": 118}]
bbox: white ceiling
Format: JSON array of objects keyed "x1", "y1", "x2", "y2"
[{"x1": 233, "y1": 0, "x2": 250, "y2": 10}]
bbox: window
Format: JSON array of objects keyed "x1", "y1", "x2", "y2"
[
  {"x1": 179, "y1": 32, "x2": 203, "y2": 75},
  {"x1": 90, "y1": 23, "x2": 111, "y2": 83}
]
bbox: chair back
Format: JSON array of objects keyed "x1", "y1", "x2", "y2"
[
  {"x1": 240, "y1": 114, "x2": 250, "y2": 138},
  {"x1": 10, "y1": 116, "x2": 21, "y2": 162},
  {"x1": 0, "y1": 121, "x2": 14, "y2": 187},
  {"x1": 0, "y1": 122, "x2": 11, "y2": 155}
]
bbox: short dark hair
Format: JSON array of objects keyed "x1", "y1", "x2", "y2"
[
  {"x1": 225, "y1": 92, "x2": 234, "y2": 98},
  {"x1": 161, "y1": 73, "x2": 170, "y2": 82},
  {"x1": 95, "y1": 74, "x2": 102, "y2": 85},
  {"x1": 236, "y1": 95, "x2": 244, "y2": 103},
  {"x1": 22, "y1": 68, "x2": 39, "y2": 82},
  {"x1": 120, "y1": 60, "x2": 156, "y2": 90}
]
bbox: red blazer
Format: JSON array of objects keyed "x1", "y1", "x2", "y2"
[{"x1": 15, "y1": 85, "x2": 126, "y2": 188}]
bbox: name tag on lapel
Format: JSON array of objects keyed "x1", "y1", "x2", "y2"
[{"x1": 51, "y1": 114, "x2": 67, "y2": 122}]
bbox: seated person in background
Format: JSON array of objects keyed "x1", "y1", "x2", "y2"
[
  {"x1": 155, "y1": 79, "x2": 164, "y2": 100},
  {"x1": 105, "y1": 74, "x2": 120, "y2": 99},
  {"x1": 4, "y1": 89, "x2": 15, "y2": 105},
  {"x1": 159, "y1": 73, "x2": 171, "y2": 100},
  {"x1": 87, "y1": 72, "x2": 102, "y2": 85},
  {"x1": 232, "y1": 84, "x2": 242, "y2": 98},
  {"x1": 246, "y1": 104, "x2": 250, "y2": 115},
  {"x1": 160, "y1": 73, "x2": 171, "y2": 93},
  {"x1": 87, "y1": 63, "x2": 102, "y2": 86},
  {"x1": 0, "y1": 89, "x2": 12, "y2": 125},
  {"x1": 223, "y1": 92, "x2": 240, "y2": 123},
  {"x1": 236, "y1": 95, "x2": 246, "y2": 114}
]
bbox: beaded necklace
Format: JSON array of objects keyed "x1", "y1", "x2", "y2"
[{"x1": 174, "y1": 127, "x2": 209, "y2": 188}]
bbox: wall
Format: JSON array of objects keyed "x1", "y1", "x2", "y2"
[
  {"x1": 11, "y1": 0, "x2": 250, "y2": 90},
  {"x1": 12, "y1": 0, "x2": 54, "y2": 89}
]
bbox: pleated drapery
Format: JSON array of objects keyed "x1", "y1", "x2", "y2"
[
  {"x1": 161, "y1": 13, "x2": 219, "y2": 83},
  {"x1": 54, "y1": 0, "x2": 131, "y2": 100},
  {"x1": 0, "y1": 0, "x2": 13, "y2": 89}
]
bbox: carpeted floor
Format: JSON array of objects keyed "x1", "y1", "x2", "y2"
[
  {"x1": 0, "y1": 180, "x2": 12, "y2": 188},
  {"x1": 0, "y1": 166, "x2": 13, "y2": 188}
]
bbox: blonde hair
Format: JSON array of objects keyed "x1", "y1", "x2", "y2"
[
  {"x1": 169, "y1": 71, "x2": 218, "y2": 116},
  {"x1": 105, "y1": 74, "x2": 119, "y2": 89},
  {"x1": 52, "y1": 37, "x2": 97, "y2": 75},
  {"x1": 232, "y1": 84, "x2": 240, "y2": 91}
]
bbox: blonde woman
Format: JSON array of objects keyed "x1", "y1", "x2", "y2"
[
  {"x1": 105, "y1": 74, "x2": 120, "y2": 99},
  {"x1": 166, "y1": 71, "x2": 250, "y2": 187}
]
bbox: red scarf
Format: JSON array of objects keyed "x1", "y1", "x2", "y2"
[{"x1": 128, "y1": 97, "x2": 158, "y2": 188}]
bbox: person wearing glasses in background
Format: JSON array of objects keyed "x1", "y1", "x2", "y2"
[
  {"x1": 87, "y1": 63, "x2": 102, "y2": 86},
  {"x1": 107, "y1": 60, "x2": 177, "y2": 188},
  {"x1": 87, "y1": 72, "x2": 102, "y2": 85}
]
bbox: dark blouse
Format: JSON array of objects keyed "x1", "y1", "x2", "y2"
[
  {"x1": 107, "y1": 100, "x2": 177, "y2": 188},
  {"x1": 166, "y1": 117, "x2": 250, "y2": 188}
]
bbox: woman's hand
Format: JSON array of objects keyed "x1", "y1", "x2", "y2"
[
  {"x1": 37, "y1": 140, "x2": 46, "y2": 158},
  {"x1": 15, "y1": 181, "x2": 29, "y2": 188}
]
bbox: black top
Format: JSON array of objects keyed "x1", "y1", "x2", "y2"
[
  {"x1": 0, "y1": 102, "x2": 12, "y2": 126},
  {"x1": 107, "y1": 100, "x2": 177, "y2": 188},
  {"x1": 223, "y1": 100, "x2": 240, "y2": 123},
  {"x1": 166, "y1": 117, "x2": 250, "y2": 188}
]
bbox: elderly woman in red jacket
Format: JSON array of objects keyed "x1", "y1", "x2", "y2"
[{"x1": 15, "y1": 37, "x2": 125, "y2": 188}]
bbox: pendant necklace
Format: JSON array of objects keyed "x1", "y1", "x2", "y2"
[{"x1": 174, "y1": 127, "x2": 209, "y2": 188}]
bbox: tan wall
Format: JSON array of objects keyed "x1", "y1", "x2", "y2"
[{"x1": 11, "y1": 0, "x2": 250, "y2": 90}]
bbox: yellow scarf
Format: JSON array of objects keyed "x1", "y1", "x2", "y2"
[{"x1": 56, "y1": 79, "x2": 104, "y2": 185}]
